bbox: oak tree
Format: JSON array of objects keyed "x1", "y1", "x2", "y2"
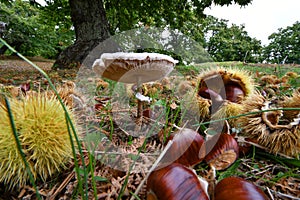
[
  {"x1": 263, "y1": 21, "x2": 300, "y2": 64},
  {"x1": 54, "y1": 0, "x2": 253, "y2": 68}
]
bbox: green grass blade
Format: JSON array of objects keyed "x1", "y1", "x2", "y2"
[
  {"x1": 197, "y1": 107, "x2": 300, "y2": 127},
  {"x1": 65, "y1": 112, "x2": 84, "y2": 198},
  {"x1": 87, "y1": 150, "x2": 98, "y2": 199},
  {"x1": 217, "y1": 159, "x2": 242, "y2": 181},
  {"x1": 255, "y1": 151, "x2": 300, "y2": 168}
]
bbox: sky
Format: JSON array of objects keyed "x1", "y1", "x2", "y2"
[{"x1": 204, "y1": 0, "x2": 300, "y2": 45}]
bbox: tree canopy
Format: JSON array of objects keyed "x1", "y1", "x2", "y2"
[
  {"x1": 0, "y1": 0, "x2": 74, "y2": 58},
  {"x1": 203, "y1": 16, "x2": 262, "y2": 62},
  {"x1": 103, "y1": 0, "x2": 252, "y2": 35},
  {"x1": 1, "y1": 0, "x2": 299, "y2": 66},
  {"x1": 263, "y1": 21, "x2": 300, "y2": 64}
]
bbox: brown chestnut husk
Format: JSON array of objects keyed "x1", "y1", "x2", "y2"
[
  {"x1": 160, "y1": 128, "x2": 206, "y2": 167},
  {"x1": 147, "y1": 163, "x2": 209, "y2": 200},
  {"x1": 214, "y1": 177, "x2": 269, "y2": 200},
  {"x1": 237, "y1": 92, "x2": 300, "y2": 157}
]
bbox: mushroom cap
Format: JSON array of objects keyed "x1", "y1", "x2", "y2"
[{"x1": 92, "y1": 52, "x2": 177, "y2": 83}]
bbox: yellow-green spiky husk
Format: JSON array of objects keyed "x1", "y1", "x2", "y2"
[
  {"x1": 182, "y1": 89, "x2": 211, "y2": 121},
  {"x1": 194, "y1": 67, "x2": 255, "y2": 122},
  {"x1": 197, "y1": 66, "x2": 255, "y2": 98},
  {"x1": 236, "y1": 93, "x2": 300, "y2": 157},
  {"x1": 0, "y1": 94, "x2": 76, "y2": 189},
  {"x1": 212, "y1": 102, "x2": 244, "y2": 127},
  {"x1": 225, "y1": 67, "x2": 255, "y2": 97}
]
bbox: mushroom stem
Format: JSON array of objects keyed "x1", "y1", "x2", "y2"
[
  {"x1": 137, "y1": 99, "x2": 143, "y2": 119},
  {"x1": 136, "y1": 77, "x2": 143, "y2": 126}
]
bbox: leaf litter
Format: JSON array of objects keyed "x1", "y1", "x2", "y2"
[{"x1": 0, "y1": 58, "x2": 299, "y2": 199}]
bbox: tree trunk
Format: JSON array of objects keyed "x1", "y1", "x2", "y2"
[
  {"x1": 0, "y1": 41, "x2": 23, "y2": 55},
  {"x1": 0, "y1": 45, "x2": 8, "y2": 55},
  {"x1": 53, "y1": 0, "x2": 110, "y2": 69}
]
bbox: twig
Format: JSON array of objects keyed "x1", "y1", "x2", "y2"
[
  {"x1": 244, "y1": 164, "x2": 273, "y2": 175},
  {"x1": 111, "y1": 108, "x2": 132, "y2": 113},
  {"x1": 49, "y1": 171, "x2": 75, "y2": 200},
  {"x1": 268, "y1": 188, "x2": 299, "y2": 199},
  {"x1": 266, "y1": 187, "x2": 275, "y2": 200},
  {"x1": 236, "y1": 136, "x2": 293, "y2": 159},
  {"x1": 82, "y1": 149, "x2": 160, "y2": 156},
  {"x1": 47, "y1": 183, "x2": 58, "y2": 198}
]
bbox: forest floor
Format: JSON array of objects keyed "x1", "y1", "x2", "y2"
[
  {"x1": 0, "y1": 56, "x2": 299, "y2": 200},
  {"x1": 0, "y1": 56, "x2": 78, "y2": 85}
]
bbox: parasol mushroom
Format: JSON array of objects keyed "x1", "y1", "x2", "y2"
[{"x1": 92, "y1": 52, "x2": 177, "y2": 128}]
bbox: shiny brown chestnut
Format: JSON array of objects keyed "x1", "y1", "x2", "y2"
[
  {"x1": 204, "y1": 132, "x2": 239, "y2": 170},
  {"x1": 147, "y1": 163, "x2": 209, "y2": 200},
  {"x1": 237, "y1": 137, "x2": 257, "y2": 157},
  {"x1": 225, "y1": 83, "x2": 245, "y2": 103},
  {"x1": 161, "y1": 128, "x2": 206, "y2": 167},
  {"x1": 214, "y1": 177, "x2": 269, "y2": 200},
  {"x1": 198, "y1": 87, "x2": 224, "y2": 102}
]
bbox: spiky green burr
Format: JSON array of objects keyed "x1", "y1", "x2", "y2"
[{"x1": 0, "y1": 94, "x2": 76, "y2": 189}]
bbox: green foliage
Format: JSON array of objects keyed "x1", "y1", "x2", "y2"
[
  {"x1": 1, "y1": 0, "x2": 258, "y2": 61},
  {"x1": 0, "y1": 0, "x2": 74, "y2": 58},
  {"x1": 113, "y1": 26, "x2": 212, "y2": 64},
  {"x1": 263, "y1": 21, "x2": 300, "y2": 64},
  {"x1": 104, "y1": 0, "x2": 201, "y2": 34},
  {"x1": 104, "y1": 0, "x2": 252, "y2": 44},
  {"x1": 204, "y1": 16, "x2": 262, "y2": 62}
]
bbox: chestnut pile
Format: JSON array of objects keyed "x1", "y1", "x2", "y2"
[
  {"x1": 182, "y1": 67, "x2": 300, "y2": 157},
  {"x1": 146, "y1": 127, "x2": 269, "y2": 200}
]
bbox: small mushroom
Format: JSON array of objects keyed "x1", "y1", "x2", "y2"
[{"x1": 93, "y1": 52, "x2": 177, "y2": 128}]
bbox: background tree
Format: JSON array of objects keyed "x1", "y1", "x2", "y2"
[
  {"x1": 54, "y1": 0, "x2": 253, "y2": 68},
  {"x1": 0, "y1": 0, "x2": 74, "y2": 58},
  {"x1": 262, "y1": 21, "x2": 300, "y2": 64},
  {"x1": 53, "y1": 0, "x2": 110, "y2": 68},
  {"x1": 204, "y1": 16, "x2": 262, "y2": 62},
  {"x1": 1, "y1": 0, "x2": 254, "y2": 67}
]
